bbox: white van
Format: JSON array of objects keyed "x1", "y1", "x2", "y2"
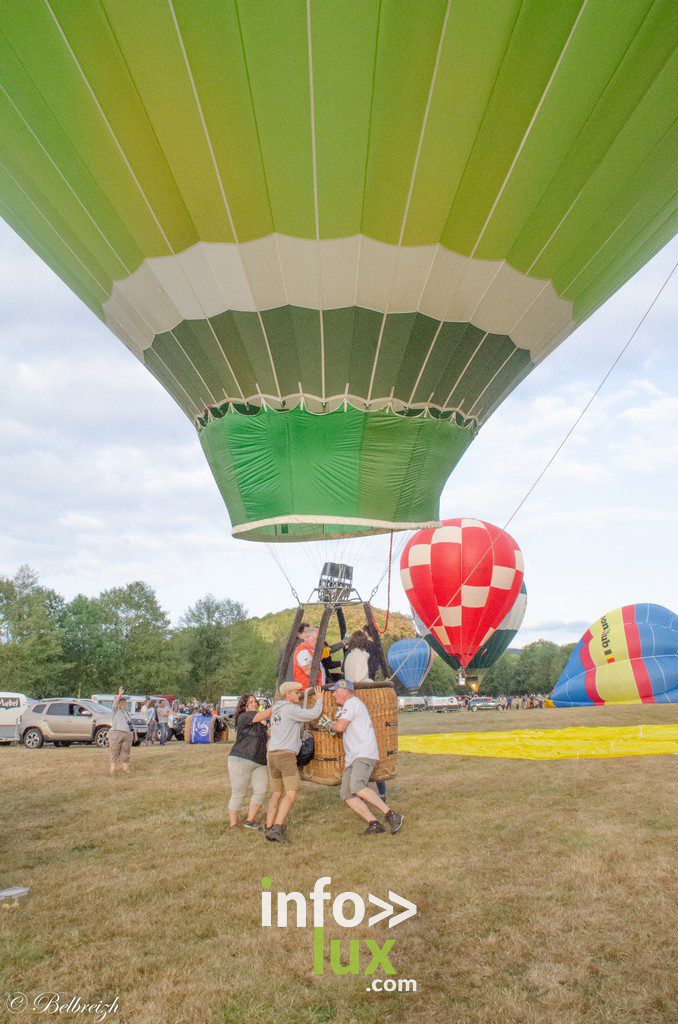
[
  {"x1": 219, "y1": 695, "x2": 241, "y2": 719},
  {"x1": 0, "y1": 692, "x2": 33, "y2": 743},
  {"x1": 426, "y1": 695, "x2": 462, "y2": 713},
  {"x1": 397, "y1": 695, "x2": 427, "y2": 712},
  {"x1": 91, "y1": 694, "x2": 171, "y2": 716}
]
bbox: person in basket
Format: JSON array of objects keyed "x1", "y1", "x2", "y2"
[
  {"x1": 293, "y1": 625, "x2": 325, "y2": 690},
  {"x1": 327, "y1": 680, "x2": 404, "y2": 836}
]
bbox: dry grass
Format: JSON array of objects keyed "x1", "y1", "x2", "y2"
[{"x1": 1, "y1": 703, "x2": 676, "y2": 1024}]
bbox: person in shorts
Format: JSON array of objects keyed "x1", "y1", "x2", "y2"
[
  {"x1": 328, "y1": 680, "x2": 404, "y2": 836},
  {"x1": 265, "y1": 681, "x2": 323, "y2": 842}
]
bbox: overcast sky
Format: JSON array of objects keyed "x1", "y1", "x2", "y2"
[{"x1": 1, "y1": 221, "x2": 676, "y2": 645}]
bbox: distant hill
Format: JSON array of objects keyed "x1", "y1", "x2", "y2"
[{"x1": 249, "y1": 604, "x2": 416, "y2": 651}]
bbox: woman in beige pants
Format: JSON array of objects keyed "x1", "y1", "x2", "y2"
[{"x1": 109, "y1": 687, "x2": 134, "y2": 774}]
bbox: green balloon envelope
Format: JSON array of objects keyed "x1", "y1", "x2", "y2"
[{"x1": 0, "y1": 2, "x2": 675, "y2": 540}]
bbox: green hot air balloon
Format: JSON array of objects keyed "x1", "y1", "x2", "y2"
[{"x1": 0, "y1": 2, "x2": 676, "y2": 542}]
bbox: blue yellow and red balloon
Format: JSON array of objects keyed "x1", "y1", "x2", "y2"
[{"x1": 551, "y1": 604, "x2": 678, "y2": 707}]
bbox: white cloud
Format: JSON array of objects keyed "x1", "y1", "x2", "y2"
[{"x1": 58, "y1": 512, "x2": 104, "y2": 531}]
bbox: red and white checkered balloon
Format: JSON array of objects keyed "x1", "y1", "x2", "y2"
[{"x1": 400, "y1": 518, "x2": 524, "y2": 668}]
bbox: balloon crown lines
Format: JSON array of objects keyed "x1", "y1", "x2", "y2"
[{"x1": 261, "y1": 876, "x2": 418, "y2": 990}]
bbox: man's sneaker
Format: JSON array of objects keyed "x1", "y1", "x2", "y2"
[
  {"x1": 265, "y1": 824, "x2": 285, "y2": 842},
  {"x1": 385, "y1": 810, "x2": 404, "y2": 834},
  {"x1": 363, "y1": 820, "x2": 387, "y2": 836},
  {"x1": 242, "y1": 819, "x2": 263, "y2": 831}
]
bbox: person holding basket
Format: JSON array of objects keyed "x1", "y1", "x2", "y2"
[{"x1": 264, "y1": 682, "x2": 323, "y2": 843}]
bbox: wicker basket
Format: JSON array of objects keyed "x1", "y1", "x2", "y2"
[
  {"x1": 183, "y1": 715, "x2": 229, "y2": 744},
  {"x1": 184, "y1": 714, "x2": 209, "y2": 743},
  {"x1": 301, "y1": 686, "x2": 398, "y2": 786}
]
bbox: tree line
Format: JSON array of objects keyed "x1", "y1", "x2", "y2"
[
  {"x1": 419, "y1": 638, "x2": 575, "y2": 697},
  {"x1": 0, "y1": 565, "x2": 574, "y2": 702},
  {"x1": 0, "y1": 565, "x2": 278, "y2": 702}
]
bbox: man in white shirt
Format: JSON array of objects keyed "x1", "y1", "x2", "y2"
[{"x1": 328, "y1": 680, "x2": 403, "y2": 835}]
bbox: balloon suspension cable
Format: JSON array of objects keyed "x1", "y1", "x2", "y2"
[
  {"x1": 264, "y1": 543, "x2": 301, "y2": 605},
  {"x1": 397, "y1": 260, "x2": 677, "y2": 681},
  {"x1": 371, "y1": 531, "x2": 393, "y2": 634}
]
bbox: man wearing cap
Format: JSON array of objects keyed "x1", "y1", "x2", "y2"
[
  {"x1": 265, "y1": 681, "x2": 323, "y2": 842},
  {"x1": 328, "y1": 681, "x2": 404, "y2": 835}
]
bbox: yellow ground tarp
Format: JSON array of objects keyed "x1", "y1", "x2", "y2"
[{"x1": 398, "y1": 724, "x2": 678, "y2": 760}]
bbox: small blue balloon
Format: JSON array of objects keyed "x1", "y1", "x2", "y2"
[{"x1": 387, "y1": 638, "x2": 434, "y2": 692}]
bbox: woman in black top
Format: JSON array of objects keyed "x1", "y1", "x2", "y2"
[{"x1": 228, "y1": 694, "x2": 271, "y2": 830}]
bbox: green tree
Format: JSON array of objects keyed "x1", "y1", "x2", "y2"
[
  {"x1": 0, "y1": 565, "x2": 67, "y2": 696},
  {"x1": 172, "y1": 594, "x2": 259, "y2": 701},
  {"x1": 179, "y1": 595, "x2": 247, "y2": 629},
  {"x1": 482, "y1": 641, "x2": 577, "y2": 696},
  {"x1": 514, "y1": 640, "x2": 561, "y2": 692},
  {"x1": 419, "y1": 655, "x2": 455, "y2": 696},
  {"x1": 59, "y1": 594, "x2": 119, "y2": 698},
  {"x1": 171, "y1": 617, "x2": 278, "y2": 704},
  {"x1": 96, "y1": 582, "x2": 174, "y2": 693},
  {"x1": 222, "y1": 620, "x2": 277, "y2": 697},
  {"x1": 482, "y1": 652, "x2": 520, "y2": 695}
]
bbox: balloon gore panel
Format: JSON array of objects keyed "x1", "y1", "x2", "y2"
[
  {"x1": 387, "y1": 638, "x2": 434, "y2": 692},
  {"x1": 0, "y1": 2, "x2": 676, "y2": 542},
  {"x1": 551, "y1": 604, "x2": 678, "y2": 706},
  {"x1": 198, "y1": 404, "x2": 475, "y2": 540},
  {"x1": 416, "y1": 582, "x2": 527, "y2": 671}
]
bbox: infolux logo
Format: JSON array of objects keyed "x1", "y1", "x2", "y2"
[{"x1": 261, "y1": 876, "x2": 418, "y2": 988}]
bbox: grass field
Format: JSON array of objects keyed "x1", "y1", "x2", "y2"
[{"x1": 1, "y1": 704, "x2": 676, "y2": 1024}]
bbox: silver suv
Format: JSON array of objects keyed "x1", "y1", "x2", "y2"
[{"x1": 18, "y1": 698, "x2": 114, "y2": 749}]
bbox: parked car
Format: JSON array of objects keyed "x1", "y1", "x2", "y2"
[
  {"x1": 0, "y1": 692, "x2": 34, "y2": 743},
  {"x1": 426, "y1": 695, "x2": 462, "y2": 713},
  {"x1": 468, "y1": 696, "x2": 502, "y2": 712},
  {"x1": 397, "y1": 695, "x2": 427, "y2": 712},
  {"x1": 19, "y1": 698, "x2": 114, "y2": 749},
  {"x1": 128, "y1": 715, "x2": 148, "y2": 742},
  {"x1": 19, "y1": 698, "x2": 145, "y2": 748},
  {"x1": 90, "y1": 693, "x2": 116, "y2": 709}
]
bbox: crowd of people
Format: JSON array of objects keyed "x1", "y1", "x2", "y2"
[
  {"x1": 238, "y1": 620, "x2": 402, "y2": 842},
  {"x1": 497, "y1": 694, "x2": 547, "y2": 710},
  {"x1": 228, "y1": 678, "x2": 403, "y2": 843},
  {"x1": 450, "y1": 693, "x2": 548, "y2": 709},
  {"x1": 107, "y1": 623, "x2": 405, "y2": 843},
  {"x1": 106, "y1": 621, "x2": 549, "y2": 835},
  {"x1": 138, "y1": 698, "x2": 170, "y2": 744}
]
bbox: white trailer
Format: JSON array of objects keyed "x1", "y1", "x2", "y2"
[{"x1": 0, "y1": 692, "x2": 32, "y2": 743}]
